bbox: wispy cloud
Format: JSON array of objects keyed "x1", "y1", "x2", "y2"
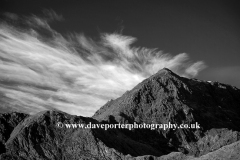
[
  {"x1": 0, "y1": 12, "x2": 206, "y2": 116},
  {"x1": 42, "y1": 9, "x2": 64, "y2": 22},
  {"x1": 185, "y1": 61, "x2": 206, "y2": 77}
]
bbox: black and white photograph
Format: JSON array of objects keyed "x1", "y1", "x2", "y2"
[{"x1": 0, "y1": 0, "x2": 240, "y2": 159}]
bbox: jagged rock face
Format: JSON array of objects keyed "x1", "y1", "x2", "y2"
[
  {"x1": 93, "y1": 68, "x2": 240, "y2": 126},
  {"x1": 93, "y1": 68, "x2": 240, "y2": 155},
  {"x1": 0, "y1": 110, "x2": 169, "y2": 160},
  {"x1": 0, "y1": 68, "x2": 240, "y2": 160},
  {"x1": 0, "y1": 112, "x2": 28, "y2": 154}
]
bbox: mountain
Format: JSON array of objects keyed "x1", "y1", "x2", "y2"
[
  {"x1": 94, "y1": 68, "x2": 240, "y2": 155},
  {"x1": 0, "y1": 68, "x2": 240, "y2": 160},
  {"x1": 0, "y1": 112, "x2": 28, "y2": 154}
]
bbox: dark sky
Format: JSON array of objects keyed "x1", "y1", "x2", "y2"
[{"x1": 1, "y1": 0, "x2": 240, "y2": 87}]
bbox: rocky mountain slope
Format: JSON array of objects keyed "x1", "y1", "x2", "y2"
[
  {"x1": 0, "y1": 68, "x2": 240, "y2": 159},
  {"x1": 0, "y1": 112, "x2": 28, "y2": 155},
  {"x1": 94, "y1": 68, "x2": 240, "y2": 156}
]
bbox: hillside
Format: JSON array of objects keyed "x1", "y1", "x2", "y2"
[{"x1": 1, "y1": 68, "x2": 240, "y2": 159}]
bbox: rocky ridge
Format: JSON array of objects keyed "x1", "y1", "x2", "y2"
[
  {"x1": 94, "y1": 68, "x2": 240, "y2": 156},
  {"x1": 0, "y1": 68, "x2": 240, "y2": 159}
]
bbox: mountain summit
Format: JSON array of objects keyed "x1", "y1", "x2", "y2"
[
  {"x1": 93, "y1": 68, "x2": 240, "y2": 155},
  {"x1": 94, "y1": 68, "x2": 240, "y2": 127},
  {"x1": 1, "y1": 68, "x2": 240, "y2": 159}
]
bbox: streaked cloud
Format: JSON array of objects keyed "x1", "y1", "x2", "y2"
[
  {"x1": 42, "y1": 9, "x2": 64, "y2": 22},
  {"x1": 0, "y1": 12, "x2": 206, "y2": 116},
  {"x1": 185, "y1": 61, "x2": 207, "y2": 77}
]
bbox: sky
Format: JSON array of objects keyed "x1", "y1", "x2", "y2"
[{"x1": 0, "y1": 0, "x2": 239, "y2": 116}]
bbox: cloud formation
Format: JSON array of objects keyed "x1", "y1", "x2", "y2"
[{"x1": 0, "y1": 13, "x2": 206, "y2": 116}]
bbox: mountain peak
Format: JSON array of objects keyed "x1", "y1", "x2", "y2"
[
  {"x1": 156, "y1": 68, "x2": 175, "y2": 76},
  {"x1": 1, "y1": 69, "x2": 240, "y2": 159},
  {"x1": 158, "y1": 67, "x2": 172, "y2": 73},
  {"x1": 151, "y1": 68, "x2": 180, "y2": 81},
  {"x1": 93, "y1": 69, "x2": 240, "y2": 156}
]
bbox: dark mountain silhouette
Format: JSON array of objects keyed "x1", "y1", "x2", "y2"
[{"x1": 1, "y1": 68, "x2": 240, "y2": 160}]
